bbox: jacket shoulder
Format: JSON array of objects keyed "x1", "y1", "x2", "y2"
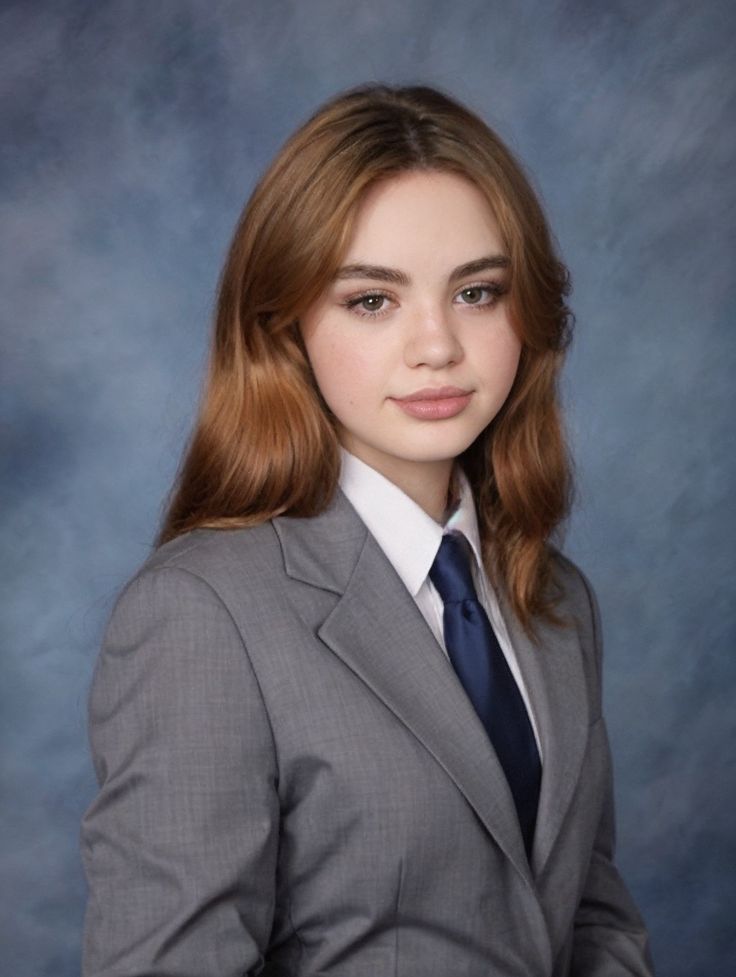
[
  {"x1": 548, "y1": 544, "x2": 604, "y2": 670},
  {"x1": 548, "y1": 546, "x2": 597, "y2": 610},
  {"x1": 108, "y1": 524, "x2": 288, "y2": 625},
  {"x1": 142, "y1": 523, "x2": 282, "y2": 582}
]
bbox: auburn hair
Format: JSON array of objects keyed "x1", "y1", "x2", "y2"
[{"x1": 158, "y1": 84, "x2": 574, "y2": 630}]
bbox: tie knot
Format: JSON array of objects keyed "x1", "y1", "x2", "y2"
[{"x1": 429, "y1": 533, "x2": 478, "y2": 605}]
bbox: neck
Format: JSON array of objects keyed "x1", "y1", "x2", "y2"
[
  {"x1": 339, "y1": 441, "x2": 453, "y2": 523},
  {"x1": 394, "y1": 462, "x2": 453, "y2": 523}
]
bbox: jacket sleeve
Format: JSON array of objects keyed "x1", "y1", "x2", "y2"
[
  {"x1": 570, "y1": 571, "x2": 655, "y2": 976},
  {"x1": 81, "y1": 565, "x2": 279, "y2": 976}
]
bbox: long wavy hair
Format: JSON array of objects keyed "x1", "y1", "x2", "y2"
[{"x1": 158, "y1": 84, "x2": 574, "y2": 630}]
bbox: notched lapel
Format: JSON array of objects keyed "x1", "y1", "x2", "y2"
[
  {"x1": 274, "y1": 492, "x2": 368, "y2": 597},
  {"x1": 318, "y1": 535, "x2": 534, "y2": 888},
  {"x1": 276, "y1": 492, "x2": 538, "y2": 887},
  {"x1": 502, "y1": 597, "x2": 590, "y2": 876}
]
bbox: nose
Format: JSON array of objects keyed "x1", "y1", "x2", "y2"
[{"x1": 403, "y1": 306, "x2": 464, "y2": 369}]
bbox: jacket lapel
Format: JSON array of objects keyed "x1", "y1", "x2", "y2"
[
  {"x1": 501, "y1": 592, "x2": 590, "y2": 876},
  {"x1": 275, "y1": 492, "x2": 534, "y2": 889}
]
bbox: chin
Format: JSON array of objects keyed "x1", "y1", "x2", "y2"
[{"x1": 403, "y1": 432, "x2": 485, "y2": 461}]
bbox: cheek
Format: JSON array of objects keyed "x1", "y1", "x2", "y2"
[
  {"x1": 303, "y1": 335, "x2": 367, "y2": 415},
  {"x1": 500, "y1": 338, "x2": 523, "y2": 387},
  {"x1": 475, "y1": 327, "x2": 522, "y2": 392},
  {"x1": 305, "y1": 330, "x2": 384, "y2": 401}
]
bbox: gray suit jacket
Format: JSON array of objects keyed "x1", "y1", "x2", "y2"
[{"x1": 82, "y1": 490, "x2": 653, "y2": 976}]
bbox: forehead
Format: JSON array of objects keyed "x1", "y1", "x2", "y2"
[{"x1": 343, "y1": 170, "x2": 504, "y2": 266}]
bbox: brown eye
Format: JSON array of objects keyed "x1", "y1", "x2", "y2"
[
  {"x1": 344, "y1": 292, "x2": 392, "y2": 317},
  {"x1": 460, "y1": 287, "x2": 485, "y2": 304},
  {"x1": 455, "y1": 283, "x2": 504, "y2": 308},
  {"x1": 361, "y1": 294, "x2": 385, "y2": 312}
]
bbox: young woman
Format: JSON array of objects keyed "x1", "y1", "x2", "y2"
[{"x1": 82, "y1": 85, "x2": 654, "y2": 976}]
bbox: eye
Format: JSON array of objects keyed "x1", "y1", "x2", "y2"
[
  {"x1": 454, "y1": 282, "x2": 505, "y2": 308},
  {"x1": 358, "y1": 294, "x2": 386, "y2": 313},
  {"x1": 344, "y1": 291, "x2": 393, "y2": 318}
]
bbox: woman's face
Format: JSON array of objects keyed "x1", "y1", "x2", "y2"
[{"x1": 300, "y1": 170, "x2": 522, "y2": 493}]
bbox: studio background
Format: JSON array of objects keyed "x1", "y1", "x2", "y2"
[{"x1": 2, "y1": 1, "x2": 734, "y2": 974}]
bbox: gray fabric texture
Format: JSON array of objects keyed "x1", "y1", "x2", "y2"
[{"x1": 82, "y1": 491, "x2": 653, "y2": 976}]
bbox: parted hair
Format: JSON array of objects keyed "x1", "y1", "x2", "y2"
[{"x1": 158, "y1": 84, "x2": 574, "y2": 630}]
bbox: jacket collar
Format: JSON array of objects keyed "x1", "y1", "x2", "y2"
[{"x1": 274, "y1": 490, "x2": 589, "y2": 881}]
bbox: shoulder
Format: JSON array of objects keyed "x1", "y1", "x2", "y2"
[
  {"x1": 133, "y1": 488, "x2": 366, "y2": 599},
  {"x1": 547, "y1": 544, "x2": 604, "y2": 664},
  {"x1": 548, "y1": 546, "x2": 599, "y2": 613},
  {"x1": 145, "y1": 522, "x2": 282, "y2": 581},
  {"x1": 92, "y1": 525, "x2": 291, "y2": 723},
  {"x1": 103, "y1": 523, "x2": 291, "y2": 650},
  {"x1": 135, "y1": 522, "x2": 286, "y2": 597}
]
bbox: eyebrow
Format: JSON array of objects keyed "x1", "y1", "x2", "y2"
[{"x1": 333, "y1": 254, "x2": 510, "y2": 286}]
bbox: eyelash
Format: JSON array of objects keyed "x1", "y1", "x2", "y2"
[{"x1": 342, "y1": 282, "x2": 508, "y2": 319}]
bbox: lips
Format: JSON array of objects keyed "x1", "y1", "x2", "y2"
[
  {"x1": 395, "y1": 386, "x2": 471, "y2": 402},
  {"x1": 391, "y1": 386, "x2": 473, "y2": 420}
]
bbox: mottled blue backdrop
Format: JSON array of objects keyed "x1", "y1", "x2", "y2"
[{"x1": 2, "y1": 1, "x2": 734, "y2": 974}]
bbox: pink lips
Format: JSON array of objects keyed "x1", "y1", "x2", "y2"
[{"x1": 391, "y1": 386, "x2": 473, "y2": 420}]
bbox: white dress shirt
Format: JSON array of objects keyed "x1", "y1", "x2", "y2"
[{"x1": 338, "y1": 449, "x2": 542, "y2": 755}]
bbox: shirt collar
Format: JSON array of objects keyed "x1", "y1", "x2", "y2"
[
  {"x1": 445, "y1": 468, "x2": 484, "y2": 570},
  {"x1": 338, "y1": 449, "x2": 483, "y2": 597}
]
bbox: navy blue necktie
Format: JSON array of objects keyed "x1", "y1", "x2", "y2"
[{"x1": 430, "y1": 533, "x2": 541, "y2": 857}]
